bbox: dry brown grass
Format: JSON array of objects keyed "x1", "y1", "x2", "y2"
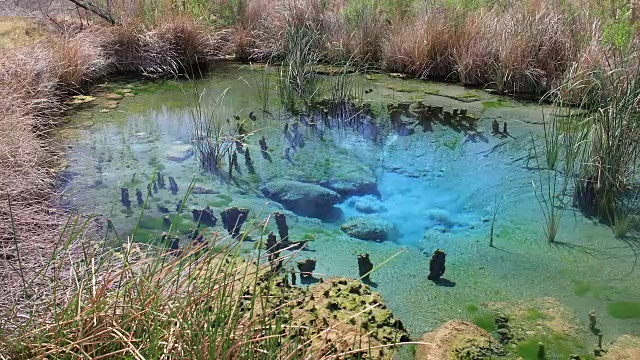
[
  {"x1": 104, "y1": 16, "x2": 230, "y2": 75},
  {"x1": 0, "y1": 43, "x2": 64, "y2": 308},
  {"x1": 384, "y1": 12, "x2": 458, "y2": 79},
  {"x1": 383, "y1": 1, "x2": 578, "y2": 92},
  {"x1": 0, "y1": 16, "x2": 229, "y2": 308},
  {"x1": 451, "y1": 11, "x2": 496, "y2": 86},
  {"x1": 492, "y1": 1, "x2": 576, "y2": 95},
  {"x1": 328, "y1": 2, "x2": 387, "y2": 65}
]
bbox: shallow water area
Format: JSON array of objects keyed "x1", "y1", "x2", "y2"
[{"x1": 57, "y1": 63, "x2": 640, "y2": 355}]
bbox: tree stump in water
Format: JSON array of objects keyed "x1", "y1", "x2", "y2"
[
  {"x1": 296, "y1": 258, "x2": 316, "y2": 279},
  {"x1": 428, "y1": 249, "x2": 446, "y2": 281},
  {"x1": 266, "y1": 231, "x2": 280, "y2": 253},
  {"x1": 274, "y1": 212, "x2": 289, "y2": 242},
  {"x1": 120, "y1": 188, "x2": 131, "y2": 208},
  {"x1": 221, "y1": 207, "x2": 250, "y2": 238},
  {"x1": 135, "y1": 189, "x2": 143, "y2": 205},
  {"x1": 358, "y1": 253, "x2": 373, "y2": 282},
  {"x1": 168, "y1": 176, "x2": 179, "y2": 195},
  {"x1": 192, "y1": 206, "x2": 217, "y2": 226}
]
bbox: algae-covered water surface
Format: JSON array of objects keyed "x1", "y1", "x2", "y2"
[{"x1": 57, "y1": 63, "x2": 640, "y2": 357}]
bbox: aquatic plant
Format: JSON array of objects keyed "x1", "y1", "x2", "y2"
[
  {"x1": 186, "y1": 84, "x2": 237, "y2": 172},
  {"x1": 541, "y1": 113, "x2": 561, "y2": 170},
  {"x1": 326, "y1": 55, "x2": 364, "y2": 106},
  {"x1": 607, "y1": 300, "x2": 640, "y2": 319},
  {"x1": 253, "y1": 62, "x2": 272, "y2": 113},
  {"x1": 612, "y1": 203, "x2": 636, "y2": 238},
  {"x1": 530, "y1": 127, "x2": 565, "y2": 243},
  {"x1": 276, "y1": 5, "x2": 324, "y2": 111},
  {"x1": 553, "y1": 49, "x2": 640, "y2": 232}
]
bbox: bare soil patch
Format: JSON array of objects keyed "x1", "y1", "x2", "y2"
[{"x1": 0, "y1": 16, "x2": 45, "y2": 48}]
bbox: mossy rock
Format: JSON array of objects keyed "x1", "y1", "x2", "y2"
[
  {"x1": 261, "y1": 180, "x2": 340, "y2": 218},
  {"x1": 416, "y1": 320, "x2": 503, "y2": 360},
  {"x1": 284, "y1": 277, "x2": 409, "y2": 359},
  {"x1": 341, "y1": 216, "x2": 397, "y2": 241},
  {"x1": 603, "y1": 335, "x2": 640, "y2": 360}
]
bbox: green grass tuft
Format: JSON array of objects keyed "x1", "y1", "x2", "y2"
[
  {"x1": 607, "y1": 301, "x2": 640, "y2": 319},
  {"x1": 516, "y1": 333, "x2": 593, "y2": 360},
  {"x1": 472, "y1": 312, "x2": 495, "y2": 332},
  {"x1": 481, "y1": 100, "x2": 509, "y2": 110},
  {"x1": 526, "y1": 308, "x2": 547, "y2": 321},
  {"x1": 572, "y1": 280, "x2": 591, "y2": 297}
]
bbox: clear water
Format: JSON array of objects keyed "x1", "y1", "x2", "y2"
[{"x1": 57, "y1": 63, "x2": 640, "y2": 349}]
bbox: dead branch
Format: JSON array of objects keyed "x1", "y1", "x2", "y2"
[{"x1": 65, "y1": 0, "x2": 118, "y2": 25}]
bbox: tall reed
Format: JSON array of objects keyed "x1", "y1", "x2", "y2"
[
  {"x1": 530, "y1": 104, "x2": 587, "y2": 243},
  {"x1": 187, "y1": 84, "x2": 237, "y2": 172},
  {"x1": 531, "y1": 130, "x2": 564, "y2": 243},
  {"x1": 276, "y1": 5, "x2": 324, "y2": 111},
  {"x1": 559, "y1": 49, "x2": 640, "y2": 234}
]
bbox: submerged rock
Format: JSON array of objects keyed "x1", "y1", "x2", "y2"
[
  {"x1": 164, "y1": 142, "x2": 194, "y2": 162},
  {"x1": 192, "y1": 186, "x2": 218, "y2": 195},
  {"x1": 133, "y1": 132, "x2": 149, "y2": 139},
  {"x1": 261, "y1": 180, "x2": 340, "y2": 218},
  {"x1": 104, "y1": 100, "x2": 119, "y2": 109},
  {"x1": 104, "y1": 93, "x2": 123, "y2": 100},
  {"x1": 341, "y1": 216, "x2": 396, "y2": 241},
  {"x1": 350, "y1": 195, "x2": 386, "y2": 214},
  {"x1": 416, "y1": 320, "x2": 503, "y2": 360},
  {"x1": 320, "y1": 177, "x2": 378, "y2": 197},
  {"x1": 319, "y1": 167, "x2": 378, "y2": 197}
]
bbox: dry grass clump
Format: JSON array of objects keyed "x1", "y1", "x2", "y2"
[
  {"x1": 235, "y1": 0, "x2": 331, "y2": 62},
  {"x1": 50, "y1": 30, "x2": 112, "y2": 88},
  {"x1": 492, "y1": 1, "x2": 576, "y2": 95},
  {"x1": 231, "y1": 0, "x2": 590, "y2": 95},
  {"x1": 385, "y1": 11, "x2": 459, "y2": 79},
  {"x1": 451, "y1": 11, "x2": 497, "y2": 86},
  {"x1": 105, "y1": 16, "x2": 230, "y2": 75},
  {"x1": 235, "y1": 0, "x2": 387, "y2": 65},
  {"x1": 329, "y1": 1, "x2": 388, "y2": 65},
  {"x1": 0, "y1": 46, "x2": 64, "y2": 308},
  {"x1": 233, "y1": 0, "x2": 276, "y2": 61},
  {"x1": 384, "y1": 1, "x2": 577, "y2": 92}
]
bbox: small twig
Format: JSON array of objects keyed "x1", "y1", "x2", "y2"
[{"x1": 490, "y1": 192, "x2": 503, "y2": 247}]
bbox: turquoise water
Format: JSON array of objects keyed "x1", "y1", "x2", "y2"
[{"x1": 57, "y1": 63, "x2": 640, "y2": 353}]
